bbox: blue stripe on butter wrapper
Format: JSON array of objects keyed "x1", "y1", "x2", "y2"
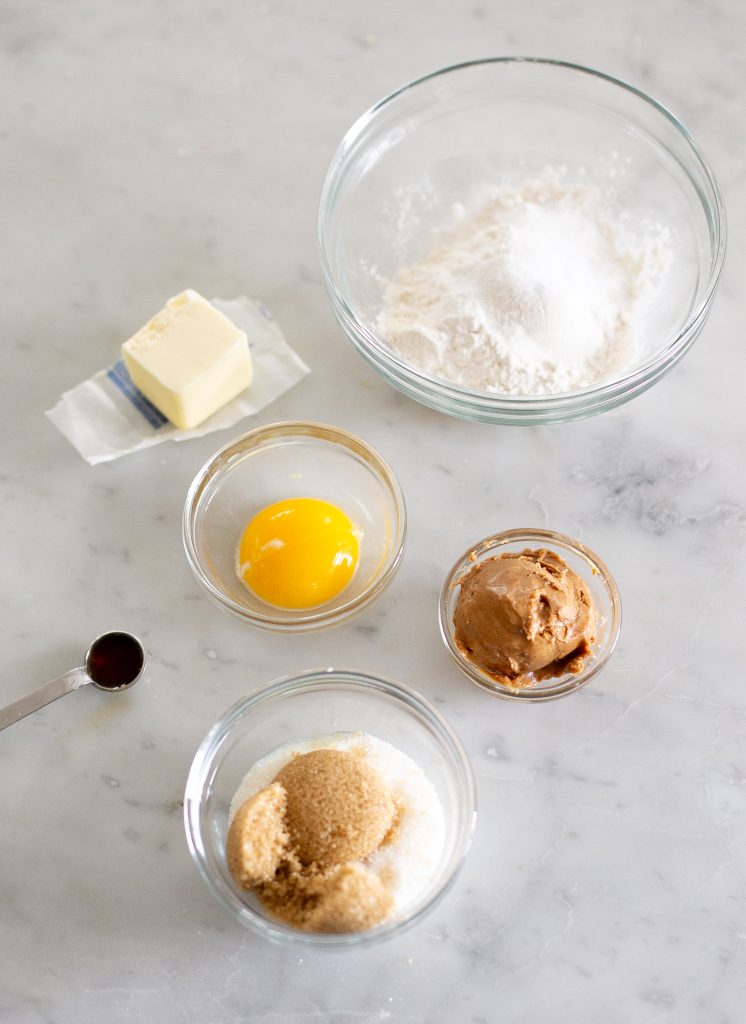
[{"x1": 107, "y1": 360, "x2": 168, "y2": 429}]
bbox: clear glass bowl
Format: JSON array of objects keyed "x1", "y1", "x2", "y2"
[
  {"x1": 183, "y1": 669, "x2": 476, "y2": 949},
  {"x1": 182, "y1": 422, "x2": 406, "y2": 633},
  {"x1": 318, "y1": 58, "x2": 726, "y2": 425},
  {"x1": 439, "y1": 529, "x2": 622, "y2": 701}
]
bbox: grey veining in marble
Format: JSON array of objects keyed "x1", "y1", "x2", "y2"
[{"x1": 1, "y1": 1, "x2": 745, "y2": 1022}]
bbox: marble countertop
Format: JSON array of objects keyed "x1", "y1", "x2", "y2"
[{"x1": 2, "y1": 1, "x2": 744, "y2": 1021}]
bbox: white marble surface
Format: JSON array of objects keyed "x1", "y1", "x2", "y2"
[{"x1": 1, "y1": 1, "x2": 744, "y2": 1021}]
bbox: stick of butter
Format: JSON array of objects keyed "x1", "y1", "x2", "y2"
[{"x1": 121, "y1": 289, "x2": 253, "y2": 430}]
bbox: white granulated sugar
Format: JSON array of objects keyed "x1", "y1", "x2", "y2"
[
  {"x1": 230, "y1": 731, "x2": 446, "y2": 915},
  {"x1": 376, "y1": 173, "x2": 671, "y2": 395}
]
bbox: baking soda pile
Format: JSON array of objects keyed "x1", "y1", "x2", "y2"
[{"x1": 376, "y1": 173, "x2": 671, "y2": 396}]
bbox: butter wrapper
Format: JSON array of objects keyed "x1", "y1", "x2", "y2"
[{"x1": 46, "y1": 297, "x2": 310, "y2": 465}]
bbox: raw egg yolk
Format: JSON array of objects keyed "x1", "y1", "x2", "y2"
[{"x1": 236, "y1": 497, "x2": 360, "y2": 610}]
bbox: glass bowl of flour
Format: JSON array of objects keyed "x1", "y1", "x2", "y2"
[{"x1": 318, "y1": 58, "x2": 725, "y2": 425}]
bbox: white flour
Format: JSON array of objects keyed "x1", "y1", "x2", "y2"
[{"x1": 376, "y1": 174, "x2": 670, "y2": 395}]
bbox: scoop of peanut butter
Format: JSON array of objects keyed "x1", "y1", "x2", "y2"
[{"x1": 453, "y1": 548, "x2": 595, "y2": 686}]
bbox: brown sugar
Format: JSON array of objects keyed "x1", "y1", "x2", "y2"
[
  {"x1": 306, "y1": 863, "x2": 394, "y2": 933},
  {"x1": 226, "y1": 782, "x2": 288, "y2": 888},
  {"x1": 380, "y1": 799, "x2": 404, "y2": 848},
  {"x1": 226, "y1": 746, "x2": 399, "y2": 933},
  {"x1": 273, "y1": 749, "x2": 396, "y2": 868},
  {"x1": 258, "y1": 861, "x2": 393, "y2": 933}
]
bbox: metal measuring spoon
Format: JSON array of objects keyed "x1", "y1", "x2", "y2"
[{"x1": 0, "y1": 631, "x2": 145, "y2": 732}]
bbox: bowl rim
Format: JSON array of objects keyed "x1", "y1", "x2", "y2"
[
  {"x1": 438, "y1": 527, "x2": 622, "y2": 702},
  {"x1": 182, "y1": 421, "x2": 407, "y2": 633},
  {"x1": 318, "y1": 56, "x2": 727, "y2": 413},
  {"x1": 183, "y1": 668, "x2": 477, "y2": 949}
]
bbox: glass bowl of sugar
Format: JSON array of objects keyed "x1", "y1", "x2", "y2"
[
  {"x1": 318, "y1": 58, "x2": 725, "y2": 425},
  {"x1": 184, "y1": 669, "x2": 476, "y2": 948}
]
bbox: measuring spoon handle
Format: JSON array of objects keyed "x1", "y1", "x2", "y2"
[{"x1": 0, "y1": 668, "x2": 90, "y2": 732}]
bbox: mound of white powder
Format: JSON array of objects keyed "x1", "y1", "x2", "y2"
[{"x1": 376, "y1": 174, "x2": 670, "y2": 396}]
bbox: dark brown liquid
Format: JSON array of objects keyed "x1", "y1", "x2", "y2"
[{"x1": 86, "y1": 632, "x2": 144, "y2": 689}]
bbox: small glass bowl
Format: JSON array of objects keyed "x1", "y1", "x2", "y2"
[
  {"x1": 439, "y1": 529, "x2": 621, "y2": 702},
  {"x1": 182, "y1": 422, "x2": 406, "y2": 633},
  {"x1": 183, "y1": 669, "x2": 476, "y2": 949},
  {"x1": 318, "y1": 58, "x2": 726, "y2": 425}
]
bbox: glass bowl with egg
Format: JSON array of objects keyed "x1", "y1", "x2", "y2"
[
  {"x1": 318, "y1": 58, "x2": 725, "y2": 425},
  {"x1": 183, "y1": 669, "x2": 476, "y2": 948},
  {"x1": 439, "y1": 528, "x2": 622, "y2": 701},
  {"x1": 182, "y1": 422, "x2": 406, "y2": 632}
]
